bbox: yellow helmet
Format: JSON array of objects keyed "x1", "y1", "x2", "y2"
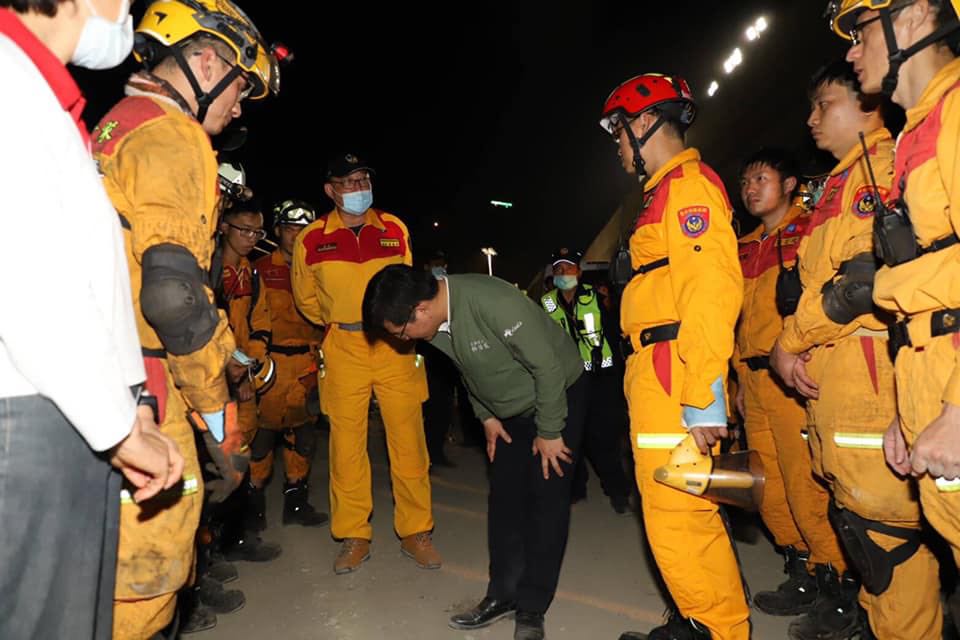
[
  {"x1": 827, "y1": 0, "x2": 960, "y2": 39},
  {"x1": 825, "y1": 0, "x2": 894, "y2": 39},
  {"x1": 825, "y1": 0, "x2": 960, "y2": 95},
  {"x1": 135, "y1": 0, "x2": 279, "y2": 100}
]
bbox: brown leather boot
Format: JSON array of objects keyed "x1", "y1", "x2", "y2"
[
  {"x1": 400, "y1": 531, "x2": 442, "y2": 569},
  {"x1": 333, "y1": 538, "x2": 370, "y2": 575}
]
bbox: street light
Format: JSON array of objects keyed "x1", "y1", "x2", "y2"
[{"x1": 481, "y1": 247, "x2": 497, "y2": 276}]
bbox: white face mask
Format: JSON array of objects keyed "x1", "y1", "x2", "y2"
[{"x1": 70, "y1": 0, "x2": 134, "y2": 70}]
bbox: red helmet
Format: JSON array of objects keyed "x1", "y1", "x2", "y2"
[{"x1": 599, "y1": 73, "x2": 696, "y2": 134}]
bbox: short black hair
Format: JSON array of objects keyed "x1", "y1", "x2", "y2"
[
  {"x1": 648, "y1": 103, "x2": 691, "y2": 139},
  {"x1": 808, "y1": 59, "x2": 862, "y2": 98},
  {"x1": 0, "y1": 0, "x2": 62, "y2": 16},
  {"x1": 809, "y1": 58, "x2": 884, "y2": 114},
  {"x1": 221, "y1": 203, "x2": 262, "y2": 223},
  {"x1": 362, "y1": 265, "x2": 439, "y2": 334},
  {"x1": 740, "y1": 147, "x2": 800, "y2": 197}
]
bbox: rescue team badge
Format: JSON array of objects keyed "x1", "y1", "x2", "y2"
[
  {"x1": 380, "y1": 238, "x2": 401, "y2": 248},
  {"x1": 678, "y1": 206, "x2": 710, "y2": 238},
  {"x1": 852, "y1": 185, "x2": 887, "y2": 219},
  {"x1": 315, "y1": 242, "x2": 337, "y2": 253}
]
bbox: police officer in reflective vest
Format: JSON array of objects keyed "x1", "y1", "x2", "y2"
[{"x1": 541, "y1": 249, "x2": 632, "y2": 513}]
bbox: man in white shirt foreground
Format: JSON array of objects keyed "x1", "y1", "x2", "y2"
[{"x1": 0, "y1": 1, "x2": 183, "y2": 638}]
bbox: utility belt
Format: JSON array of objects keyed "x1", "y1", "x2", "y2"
[
  {"x1": 873, "y1": 196, "x2": 959, "y2": 267},
  {"x1": 270, "y1": 343, "x2": 312, "y2": 356},
  {"x1": 888, "y1": 307, "x2": 960, "y2": 361},
  {"x1": 742, "y1": 356, "x2": 770, "y2": 372},
  {"x1": 619, "y1": 322, "x2": 680, "y2": 359},
  {"x1": 827, "y1": 501, "x2": 921, "y2": 596}
]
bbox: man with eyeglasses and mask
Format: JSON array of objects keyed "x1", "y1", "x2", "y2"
[
  {"x1": 292, "y1": 153, "x2": 438, "y2": 575},
  {"x1": 90, "y1": 0, "x2": 280, "y2": 635},
  {"x1": 826, "y1": 0, "x2": 960, "y2": 636}
]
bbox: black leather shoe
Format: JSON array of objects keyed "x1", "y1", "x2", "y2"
[
  {"x1": 448, "y1": 597, "x2": 516, "y2": 630},
  {"x1": 514, "y1": 610, "x2": 545, "y2": 640}
]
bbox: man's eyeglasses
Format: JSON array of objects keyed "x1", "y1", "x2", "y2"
[
  {"x1": 197, "y1": 50, "x2": 253, "y2": 100},
  {"x1": 849, "y1": 6, "x2": 906, "y2": 46},
  {"x1": 226, "y1": 222, "x2": 267, "y2": 240},
  {"x1": 330, "y1": 176, "x2": 373, "y2": 191},
  {"x1": 396, "y1": 307, "x2": 417, "y2": 339}
]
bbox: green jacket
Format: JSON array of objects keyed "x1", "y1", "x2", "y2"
[{"x1": 428, "y1": 275, "x2": 583, "y2": 438}]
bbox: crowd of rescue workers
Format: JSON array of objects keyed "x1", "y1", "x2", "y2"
[{"x1": 4, "y1": 0, "x2": 960, "y2": 639}]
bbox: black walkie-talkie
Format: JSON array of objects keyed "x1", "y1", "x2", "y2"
[{"x1": 858, "y1": 131, "x2": 917, "y2": 266}]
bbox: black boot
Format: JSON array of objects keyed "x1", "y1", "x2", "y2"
[
  {"x1": 620, "y1": 609, "x2": 711, "y2": 639},
  {"x1": 244, "y1": 483, "x2": 267, "y2": 532},
  {"x1": 282, "y1": 479, "x2": 330, "y2": 527},
  {"x1": 206, "y1": 558, "x2": 238, "y2": 584},
  {"x1": 223, "y1": 534, "x2": 282, "y2": 562},
  {"x1": 197, "y1": 575, "x2": 245, "y2": 615},
  {"x1": 178, "y1": 588, "x2": 217, "y2": 634},
  {"x1": 754, "y1": 547, "x2": 819, "y2": 616},
  {"x1": 787, "y1": 565, "x2": 863, "y2": 640}
]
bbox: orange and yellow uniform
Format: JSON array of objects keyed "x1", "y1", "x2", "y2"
[
  {"x1": 292, "y1": 208, "x2": 431, "y2": 541},
  {"x1": 735, "y1": 205, "x2": 845, "y2": 571},
  {"x1": 249, "y1": 249, "x2": 324, "y2": 484},
  {"x1": 777, "y1": 128, "x2": 941, "y2": 639},
  {"x1": 222, "y1": 256, "x2": 260, "y2": 446},
  {"x1": 623, "y1": 148, "x2": 748, "y2": 640},
  {"x1": 93, "y1": 78, "x2": 232, "y2": 639},
  {"x1": 874, "y1": 59, "x2": 960, "y2": 584}
]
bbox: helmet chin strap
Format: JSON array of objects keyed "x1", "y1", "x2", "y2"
[
  {"x1": 171, "y1": 46, "x2": 244, "y2": 124},
  {"x1": 623, "y1": 114, "x2": 666, "y2": 176},
  {"x1": 878, "y1": 7, "x2": 960, "y2": 96}
]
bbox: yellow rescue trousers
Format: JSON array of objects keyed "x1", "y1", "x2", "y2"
[
  {"x1": 626, "y1": 338, "x2": 750, "y2": 640},
  {"x1": 740, "y1": 366, "x2": 845, "y2": 570},
  {"x1": 806, "y1": 333, "x2": 941, "y2": 640},
  {"x1": 321, "y1": 325, "x2": 432, "y2": 540},
  {"x1": 250, "y1": 351, "x2": 316, "y2": 485},
  {"x1": 113, "y1": 362, "x2": 203, "y2": 640}
]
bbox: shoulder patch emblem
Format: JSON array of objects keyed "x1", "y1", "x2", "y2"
[
  {"x1": 95, "y1": 120, "x2": 119, "y2": 144},
  {"x1": 678, "y1": 206, "x2": 710, "y2": 238},
  {"x1": 852, "y1": 185, "x2": 887, "y2": 219}
]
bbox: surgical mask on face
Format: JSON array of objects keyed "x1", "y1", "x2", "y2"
[
  {"x1": 340, "y1": 189, "x2": 373, "y2": 216},
  {"x1": 431, "y1": 266, "x2": 447, "y2": 278},
  {"x1": 554, "y1": 275, "x2": 578, "y2": 291},
  {"x1": 71, "y1": 0, "x2": 134, "y2": 70}
]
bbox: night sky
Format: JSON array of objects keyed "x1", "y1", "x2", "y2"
[{"x1": 75, "y1": 1, "x2": 854, "y2": 283}]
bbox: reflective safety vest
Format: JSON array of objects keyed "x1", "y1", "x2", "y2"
[{"x1": 541, "y1": 284, "x2": 614, "y2": 371}]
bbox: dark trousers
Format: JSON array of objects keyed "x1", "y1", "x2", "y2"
[
  {"x1": 573, "y1": 371, "x2": 631, "y2": 500},
  {"x1": 422, "y1": 344, "x2": 456, "y2": 460},
  {"x1": 486, "y1": 375, "x2": 587, "y2": 614},
  {"x1": 0, "y1": 394, "x2": 120, "y2": 640}
]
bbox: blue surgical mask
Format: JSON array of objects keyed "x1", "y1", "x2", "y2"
[
  {"x1": 340, "y1": 189, "x2": 373, "y2": 215},
  {"x1": 431, "y1": 266, "x2": 447, "y2": 278},
  {"x1": 554, "y1": 275, "x2": 578, "y2": 291}
]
